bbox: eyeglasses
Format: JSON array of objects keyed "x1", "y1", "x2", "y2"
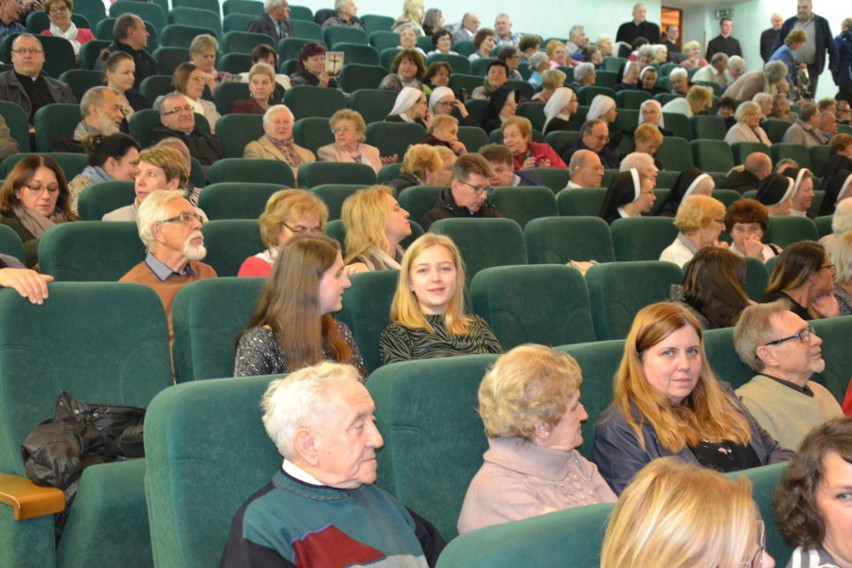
[
  {"x1": 161, "y1": 105, "x2": 194, "y2": 116},
  {"x1": 282, "y1": 222, "x2": 321, "y2": 234},
  {"x1": 819, "y1": 263, "x2": 835, "y2": 273},
  {"x1": 12, "y1": 48, "x2": 43, "y2": 55},
  {"x1": 49, "y1": 5, "x2": 69, "y2": 12},
  {"x1": 739, "y1": 520, "x2": 766, "y2": 568},
  {"x1": 762, "y1": 325, "x2": 814, "y2": 347},
  {"x1": 161, "y1": 212, "x2": 204, "y2": 225},
  {"x1": 22, "y1": 183, "x2": 59, "y2": 195},
  {"x1": 458, "y1": 180, "x2": 492, "y2": 195}
]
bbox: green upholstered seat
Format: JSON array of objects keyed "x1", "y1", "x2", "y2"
[
  {"x1": 311, "y1": 184, "x2": 369, "y2": 220},
  {"x1": 172, "y1": 277, "x2": 265, "y2": 381},
  {"x1": 397, "y1": 185, "x2": 443, "y2": 224},
  {"x1": 810, "y1": 190, "x2": 825, "y2": 217},
  {"x1": 212, "y1": 80, "x2": 249, "y2": 115},
  {"x1": 471, "y1": 265, "x2": 596, "y2": 349},
  {"x1": 222, "y1": 13, "x2": 256, "y2": 34},
  {"x1": 129, "y1": 107, "x2": 165, "y2": 147},
  {"x1": 524, "y1": 216, "x2": 615, "y2": 264},
  {"x1": 654, "y1": 171, "x2": 680, "y2": 189},
  {"x1": 703, "y1": 326, "x2": 754, "y2": 390},
  {"x1": 615, "y1": 89, "x2": 651, "y2": 110},
  {"x1": 814, "y1": 215, "x2": 833, "y2": 238},
  {"x1": 428, "y1": 218, "x2": 527, "y2": 286},
  {"x1": 293, "y1": 116, "x2": 335, "y2": 154},
  {"x1": 368, "y1": 30, "x2": 399, "y2": 51},
  {"x1": 220, "y1": 30, "x2": 271, "y2": 54},
  {"x1": 347, "y1": 88, "x2": 399, "y2": 124},
  {"x1": 69, "y1": 0, "x2": 105, "y2": 27},
  {"x1": 426, "y1": 53, "x2": 470, "y2": 75},
  {"x1": 764, "y1": 215, "x2": 819, "y2": 248},
  {"x1": 152, "y1": 46, "x2": 189, "y2": 76},
  {"x1": 534, "y1": 167, "x2": 572, "y2": 193},
  {"x1": 362, "y1": 14, "x2": 394, "y2": 33},
  {"x1": 215, "y1": 113, "x2": 265, "y2": 159},
  {"x1": 0, "y1": 101, "x2": 31, "y2": 153},
  {"x1": 764, "y1": 118, "x2": 793, "y2": 144},
  {"x1": 611, "y1": 216, "x2": 679, "y2": 262},
  {"x1": 436, "y1": 502, "x2": 615, "y2": 568},
  {"x1": 160, "y1": 23, "x2": 210, "y2": 48},
  {"x1": 172, "y1": 0, "x2": 221, "y2": 15},
  {"x1": 110, "y1": 0, "x2": 166, "y2": 29},
  {"x1": 367, "y1": 354, "x2": 497, "y2": 540},
  {"x1": 284, "y1": 85, "x2": 346, "y2": 118},
  {"x1": 336, "y1": 270, "x2": 399, "y2": 373},
  {"x1": 556, "y1": 188, "x2": 606, "y2": 216},
  {"x1": 377, "y1": 161, "x2": 402, "y2": 183},
  {"x1": 0, "y1": 282, "x2": 172, "y2": 568},
  {"x1": 662, "y1": 112, "x2": 691, "y2": 140},
  {"x1": 689, "y1": 115, "x2": 727, "y2": 140},
  {"x1": 338, "y1": 63, "x2": 387, "y2": 92},
  {"x1": 334, "y1": 43, "x2": 380, "y2": 66},
  {"x1": 488, "y1": 186, "x2": 557, "y2": 228},
  {"x1": 690, "y1": 139, "x2": 735, "y2": 172},
  {"x1": 222, "y1": 0, "x2": 264, "y2": 15},
  {"x1": 76, "y1": 180, "x2": 136, "y2": 220},
  {"x1": 57, "y1": 69, "x2": 105, "y2": 102},
  {"x1": 145, "y1": 374, "x2": 282, "y2": 567},
  {"x1": 278, "y1": 37, "x2": 318, "y2": 62},
  {"x1": 217, "y1": 52, "x2": 253, "y2": 74},
  {"x1": 771, "y1": 143, "x2": 812, "y2": 170},
  {"x1": 288, "y1": 4, "x2": 314, "y2": 21},
  {"x1": 0, "y1": 224, "x2": 25, "y2": 264},
  {"x1": 38, "y1": 221, "x2": 144, "y2": 281},
  {"x1": 298, "y1": 162, "x2": 377, "y2": 189},
  {"x1": 2, "y1": 152, "x2": 88, "y2": 179},
  {"x1": 809, "y1": 145, "x2": 831, "y2": 177},
  {"x1": 576, "y1": 85, "x2": 616, "y2": 106},
  {"x1": 456, "y1": 126, "x2": 489, "y2": 153},
  {"x1": 811, "y1": 315, "x2": 852, "y2": 402},
  {"x1": 201, "y1": 219, "x2": 264, "y2": 277},
  {"x1": 712, "y1": 188, "x2": 742, "y2": 208},
  {"x1": 742, "y1": 256, "x2": 769, "y2": 302},
  {"x1": 585, "y1": 261, "x2": 683, "y2": 340},
  {"x1": 656, "y1": 136, "x2": 694, "y2": 171},
  {"x1": 168, "y1": 7, "x2": 222, "y2": 38},
  {"x1": 198, "y1": 182, "x2": 283, "y2": 220},
  {"x1": 323, "y1": 25, "x2": 368, "y2": 48},
  {"x1": 208, "y1": 157, "x2": 295, "y2": 186},
  {"x1": 470, "y1": 57, "x2": 497, "y2": 77},
  {"x1": 365, "y1": 121, "x2": 427, "y2": 162},
  {"x1": 730, "y1": 141, "x2": 771, "y2": 164}
]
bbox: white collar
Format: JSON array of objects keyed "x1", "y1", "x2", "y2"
[{"x1": 282, "y1": 459, "x2": 325, "y2": 486}]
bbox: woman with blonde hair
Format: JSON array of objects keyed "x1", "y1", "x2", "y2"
[
  {"x1": 235, "y1": 234, "x2": 367, "y2": 377},
  {"x1": 391, "y1": 0, "x2": 424, "y2": 36},
  {"x1": 680, "y1": 40, "x2": 707, "y2": 69},
  {"x1": 531, "y1": 68, "x2": 566, "y2": 103},
  {"x1": 379, "y1": 233, "x2": 502, "y2": 364},
  {"x1": 725, "y1": 101, "x2": 772, "y2": 145},
  {"x1": 421, "y1": 114, "x2": 466, "y2": 156},
  {"x1": 231, "y1": 63, "x2": 277, "y2": 114},
  {"x1": 601, "y1": 457, "x2": 774, "y2": 568},
  {"x1": 458, "y1": 344, "x2": 615, "y2": 534},
  {"x1": 659, "y1": 194, "x2": 727, "y2": 268},
  {"x1": 317, "y1": 109, "x2": 384, "y2": 173},
  {"x1": 237, "y1": 189, "x2": 328, "y2": 277},
  {"x1": 592, "y1": 301, "x2": 792, "y2": 494},
  {"x1": 189, "y1": 34, "x2": 227, "y2": 92},
  {"x1": 385, "y1": 144, "x2": 442, "y2": 194},
  {"x1": 342, "y1": 185, "x2": 411, "y2": 272}
]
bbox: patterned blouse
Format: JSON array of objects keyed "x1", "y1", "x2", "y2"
[
  {"x1": 836, "y1": 282, "x2": 852, "y2": 316},
  {"x1": 379, "y1": 314, "x2": 503, "y2": 365},
  {"x1": 234, "y1": 320, "x2": 367, "y2": 379}
]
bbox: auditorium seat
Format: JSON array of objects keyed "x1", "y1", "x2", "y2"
[
  {"x1": 208, "y1": 158, "x2": 295, "y2": 186},
  {"x1": 347, "y1": 88, "x2": 399, "y2": 124},
  {"x1": 76, "y1": 180, "x2": 135, "y2": 220},
  {"x1": 689, "y1": 115, "x2": 727, "y2": 140},
  {"x1": 488, "y1": 186, "x2": 557, "y2": 228},
  {"x1": 201, "y1": 219, "x2": 264, "y2": 276},
  {"x1": 338, "y1": 63, "x2": 387, "y2": 92},
  {"x1": 297, "y1": 162, "x2": 377, "y2": 189},
  {"x1": 771, "y1": 143, "x2": 812, "y2": 170},
  {"x1": 690, "y1": 139, "x2": 734, "y2": 172},
  {"x1": 811, "y1": 315, "x2": 852, "y2": 402},
  {"x1": 557, "y1": 188, "x2": 606, "y2": 216},
  {"x1": 611, "y1": 216, "x2": 679, "y2": 261},
  {"x1": 336, "y1": 270, "x2": 399, "y2": 373},
  {"x1": 524, "y1": 216, "x2": 615, "y2": 264},
  {"x1": 365, "y1": 121, "x2": 427, "y2": 161},
  {"x1": 730, "y1": 141, "x2": 770, "y2": 165},
  {"x1": 198, "y1": 182, "x2": 282, "y2": 220},
  {"x1": 0, "y1": 101, "x2": 31, "y2": 153},
  {"x1": 284, "y1": 85, "x2": 346, "y2": 118},
  {"x1": 38, "y1": 221, "x2": 144, "y2": 281},
  {"x1": 293, "y1": 116, "x2": 335, "y2": 154},
  {"x1": 0, "y1": 224, "x2": 25, "y2": 264},
  {"x1": 764, "y1": 215, "x2": 819, "y2": 248},
  {"x1": 457, "y1": 126, "x2": 489, "y2": 153},
  {"x1": 311, "y1": 184, "x2": 369, "y2": 219},
  {"x1": 215, "y1": 113, "x2": 265, "y2": 159},
  {"x1": 397, "y1": 185, "x2": 444, "y2": 224},
  {"x1": 656, "y1": 136, "x2": 694, "y2": 171},
  {"x1": 814, "y1": 215, "x2": 833, "y2": 238}
]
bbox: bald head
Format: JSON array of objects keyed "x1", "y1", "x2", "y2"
[
  {"x1": 770, "y1": 12, "x2": 783, "y2": 30},
  {"x1": 744, "y1": 152, "x2": 772, "y2": 180},
  {"x1": 569, "y1": 149, "x2": 604, "y2": 188}
]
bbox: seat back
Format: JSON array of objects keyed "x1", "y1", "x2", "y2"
[
  {"x1": 362, "y1": 14, "x2": 394, "y2": 33},
  {"x1": 764, "y1": 118, "x2": 792, "y2": 144},
  {"x1": 1, "y1": 152, "x2": 88, "y2": 179},
  {"x1": 428, "y1": 218, "x2": 527, "y2": 286},
  {"x1": 368, "y1": 30, "x2": 399, "y2": 52},
  {"x1": 33, "y1": 103, "x2": 82, "y2": 152},
  {"x1": 814, "y1": 215, "x2": 833, "y2": 238},
  {"x1": 398, "y1": 184, "x2": 443, "y2": 224},
  {"x1": 208, "y1": 157, "x2": 295, "y2": 187},
  {"x1": 201, "y1": 219, "x2": 264, "y2": 277},
  {"x1": 172, "y1": 277, "x2": 265, "y2": 381},
  {"x1": 368, "y1": 354, "x2": 497, "y2": 540},
  {"x1": 168, "y1": 6, "x2": 223, "y2": 37},
  {"x1": 426, "y1": 52, "x2": 471, "y2": 75},
  {"x1": 57, "y1": 69, "x2": 105, "y2": 102},
  {"x1": 556, "y1": 188, "x2": 606, "y2": 216},
  {"x1": 703, "y1": 326, "x2": 754, "y2": 390},
  {"x1": 811, "y1": 315, "x2": 852, "y2": 402},
  {"x1": 199, "y1": 182, "x2": 283, "y2": 220},
  {"x1": 524, "y1": 216, "x2": 615, "y2": 264},
  {"x1": 534, "y1": 167, "x2": 572, "y2": 193},
  {"x1": 221, "y1": 30, "x2": 272, "y2": 54},
  {"x1": 222, "y1": 0, "x2": 264, "y2": 15},
  {"x1": 689, "y1": 115, "x2": 727, "y2": 140},
  {"x1": 742, "y1": 256, "x2": 769, "y2": 302},
  {"x1": 690, "y1": 139, "x2": 734, "y2": 172},
  {"x1": 284, "y1": 85, "x2": 347, "y2": 118},
  {"x1": 765, "y1": 215, "x2": 819, "y2": 248},
  {"x1": 435, "y1": 502, "x2": 615, "y2": 568},
  {"x1": 145, "y1": 374, "x2": 282, "y2": 568},
  {"x1": 0, "y1": 224, "x2": 25, "y2": 263},
  {"x1": 809, "y1": 145, "x2": 831, "y2": 176},
  {"x1": 615, "y1": 89, "x2": 651, "y2": 109},
  {"x1": 730, "y1": 141, "x2": 771, "y2": 164},
  {"x1": 76, "y1": 180, "x2": 136, "y2": 220},
  {"x1": 662, "y1": 112, "x2": 691, "y2": 140},
  {"x1": 38, "y1": 221, "x2": 144, "y2": 281},
  {"x1": 293, "y1": 116, "x2": 335, "y2": 154},
  {"x1": 456, "y1": 126, "x2": 489, "y2": 153},
  {"x1": 585, "y1": 260, "x2": 683, "y2": 340},
  {"x1": 109, "y1": 0, "x2": 167, "y2": 29},
  {"x1": 656, "y1": 136, "x2": 694, "y2": 171},
  {"x1": 611, "y1": 216, "x2": 679, "y2": 261},
  {"x1": 311, "y1": 184, "x2": 367, "y2": 220},
  {"x1": 338, "y1": 62, "x2": 387, "y2": 92},
  {"x1": 347, "y1": 88, "x2": 398, "y2": 124},
  {"x1": 471, "y1": 265, "x2": 595, "y2": 349},
  {"x1": 0, "y1": 101, "x2": 31, "y2": 153},
  {"x1": 222, "y1": 13, "x2": 256, "y2": 33},
  {"x1": 771, "y1": 143, "x2": 812, "y2": 170},
  {"x1": 336, "y1": 270, "x2": 399, "y2": 373},
  {"x1": 488, "y1": 186, "x2": 557, "y2": 228},
  {"x1": 365, "y1": 121, "x2": 427, "y2": 161},
  {"x1": 217, "y1": 52, "x2": 253, "y2": 74},
  {"x1": 214, "y1": 113, "x2": 265, "y2": 158},
  {"x1": 298, "y1": 162, "x2": 377, "y2": 189},
  {"x1": 212, "y1": 80, "x2": 249, "y2": 114}
]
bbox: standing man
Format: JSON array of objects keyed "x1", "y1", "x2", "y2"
[
  {"x1": 773, "y1": 0, "x2": 838, "y2": 97},
  {"x1": 662, "y1": 24, "x2": 680, "y2": 58},
  {"x1": 248, "y1": 0, "x2": 293, "y2": 42},
  {"x1": 616, "y1": 3, "x2": 660, "y2": 45},
  {"x1": 706, "y1": 18, "x2": 742, "y2": 60},
  {"x1": 761, "y1": 13, "x2": 784, "y2": 62},
  {"x1": 493, "y1": 13, "x2": 520, "y2": 47},
  {"x1": 452, "y1": 12, "x2": 480, "y2": 44}
]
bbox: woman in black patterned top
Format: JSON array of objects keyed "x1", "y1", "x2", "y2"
[
  {"x1": 234, "y1": 234, "x2": 367, "y2": 378},
  {"x1": 379, "y1": 234, "x2": 503, "y2": 365}
]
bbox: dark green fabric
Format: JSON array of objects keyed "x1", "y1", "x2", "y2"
[
  {"x1": 556, "y1": 188, "x2": 606, "y2": 216},
  {"x1": 764, "y1": 215, "x2": 819, "y2": 248},
  {"x1": 811, "y1": 315, "x2": 852, "y2": 402},
  {"x1": 814, "y1": 215, "x2": 833, "y2": 238},
  {"x1": 151, "y1": 47, "x2": 189, "y2": 76},
  {"x1": 172, "y1": 277, "x2": 265, "y2": 381},
  {"x1": 689, "y1": 115, "x2": 727, "y2": 140},
  {"x1": 471, "y1": 265, "x2": 596, "y2": 349},
  {"x1": 377, "y1": 161, "x2": 403, "y2": 183},
  {"x1": 109, "y1": 0, "x2": 166, "y2": 29},
  {"x1": 809, "y1": 145, "x2": 831, "y2": 176},
  {"x1": 311, "y1": 184, "x2": 369, "y2": 220},
  {"x1": 703, "y1": 326, "x2": 753, "y2": 390},
  {"x1": 488, "y1": 186, "x2": 557, "y2": 229},
  {"x1": 298, "y1": 162, "x2": 377, "y2": 190},
  {"x1": 337, "y1": 269, "x2": 399, "y2": 373},
  {"x1": 221, "y1": 30, "x2": 271, "y2": 55},
  {"x1": 731, "y1": 141, "x2": 771, "y2": 165},
  {"x1": 425, "y1": 53, "x2": 470, "y2": 75},
  {"x1": 323, "y1": 26, "x2": 368, "y2": 48},
  {"x1": 33, "y1": 104, "x2": 82, "y2": 152},
  {"x1": 0, "y1": 223, "x2": 25, "y2": 263},
  {"x1": 662, "y1": 112, "x2": 691, "y2": 140},
  {"x1": 161, "y1": 23, "x2": 214, "y2": 49},
  {"x1": 771, "y1": 143, "x2": 812, "y2": 170},
  {"x1": 278, "y1": 38, "x2": 314, "y2": 62},
  {"x1": 212, "y1": 80, "x2": 249, "y2": 115},
  {"x1": 76, "y1": 181, "x2": 135, "y2": 221},
  {"x1": 57, "y1": 69, "x2": 105, "y2": 103},
  {"x1": 334, "y1": 43, "x2": 380, "y2": 66},
  {"x1": 368, "y1": 31, "x2": 400, "y2": 52},
  {"x1": 655, "y1": 171, "x2": 680, "y2": 189},
  {"x1": 222, "y1": 15, "x2": 256, "y2": 34},
  {"x1": 38, "y1": 221, "x2": 144, "y2": 281},
  {"x1": 368, "y1": 354, "x2": 497, "y2": 540},
  {"x1": 223, "y1": 0, "x2": 262, "y2": 15},
  {"x1": 428, "y1": 218, "x2": 527, "y2": 287},
  {"x1": 448, "y1": 76, "x2": 484, "y2": 102},
  {"x1": 576, "y1": 85, "x2": 616, "y2": 105},
  {"x1": 534, "y1": 167, "x2": 572, "y2": 193},
  {"x1": 690, "y1": 139, "x2": 735, "y2": 172},
  {"x1": 0, "y1": 101, "x2": 31, "y2": 152},
  {"x1": 456, "y1": 126, "x2": 489, "y2": 153},
  {"x1": 743, "y1": 256, "x2": 769, "y2": 302},
  {"x1": 215, "y1": 114, "x2": 265, "y2": 159},
  {"x1": 198, "y1": 182, "x2": 282, "y2": 220},
  {"x1": 172, "y1": 0, "x2": 221, "y2": 16},
  {"x1": 338, "y1": 63, "x2": 387, "y2": 91},
  {"x1": 615, "y1": 89, "x2": 651, "y2": 110},
  {"x1": 218, "y1": 52, "x2": 253, "y2": 73},
  {"x1": 586, "y1": 260, "x2": 683, "y2": 340},
  {"x1": 611, "y1": 216, "x2": 679, "y2": 262},
  {"x1": 1, "y1": 152, "x2": 88, "y2": 179},
  {"x1": 0, "y1": 506, "x2": 56, "y2": 568},
  {"x1": 293, "y1": 116, "x2": 336, "y2": 155},
  {"x1": 524, "y1": 216, "x2": 615, "y2": 264},
  {"x1": 470, "y1": 58, "x2": 496, "y2": 77},
  {"x1": 201, "y1": 219, "x2": 264, "y2": 276},
  {"x1": 208, "y1": 157, "x2": 294, "y2": 186},
  {"x1": 764, "y1": 118, "x2": 793, "y2": 144},
  {"x1": 362, "y1": 15, "x2": 394, "y2": 34},
  {"x1": 810, "y1": 190, "x2": 825, "y2": 217},
  {"x1": 168, "y1": 7, "x2": 222, "y2": 37},
  {"x1": 284, "y1": 85, "x2": 346, "y2": 118},
  {"x1": 365, "y1": 122, "x2": 427, "y2": 163},
  {"x1": 348, "y1": 88, "x2": 398, "y2": 124},
  {"x1": 144, "y1": 375, "x2": 282, "y2": 568},
  {"x1": 398, "y1": 185, "x2": 445, "y2": 224},
  {"x1": 657, "y1": 136, "x2": 694, "y2": 171},
  {"x1": 129, "y1": 108, "x2": 165, "y2": 147},
  {"x1": 436, "y1": 502, "x2": 614, "y2": 568},
  {"x1": 712, "y1": 188, "x2": 742, "y2": 208}
]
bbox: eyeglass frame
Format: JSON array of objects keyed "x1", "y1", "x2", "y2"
[
  {"x1": 160, "y1": 211, "x2": 204, "y2": 225},
  {"x1": 21, "y1": 183, "x2": 60, "y2": 195},
  {"x1": 161, "y1": 105, "x2": 194, "y2": 117},
  {"x1": 761, "y1": 325, "x2": 814, "y2": 347},
  {"x1": 281, "y1": 221, "x2": 322, "y2": 234},
  {"x1": 11, "y1": 47, "x2": 44, "y2": 55},
  {"x1": 457, "y1": 180, "x2": 493, "y2": 195},
  {"x1": 738, "y1": 520, "x2": 765, "y2": 568}
]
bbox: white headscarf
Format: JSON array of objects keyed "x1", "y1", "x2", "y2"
[
  {"x1": 388, "y1": 87, "x2": 423, "y2": 118},
  {"x1": 587, "y1": 94, "x2": 616, "y2": 122},
  {"x1": 543, "y1": 87, "x2": 575, "y2": 131},
  {"x1": 429, "y1": 86, "x2": 454, "y2": 114},
  {"x1": 682, "y1": 174, "x2": 712, "y2": 200},
  {"x1": 638, "y1": 99, "x2": 666, "y2": 128}
]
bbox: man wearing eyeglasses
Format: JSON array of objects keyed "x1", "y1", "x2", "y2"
[
  {"x1": 120, "y1": 190, "x2": 216, "y2": 343},
  {"x1": 0, "y1": 33, "x2": 74, "y2": 124},
  {"x1": 149, "y1": 92, "x2": 224, "y2": 170},
  {"x1": 420, "y1": 153, "x2": 503, "y2": 230},
  {"x1": 733, "y1": 301, "x2": 842, "y2": 451}
]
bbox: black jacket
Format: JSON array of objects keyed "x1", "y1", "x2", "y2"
[
  {"x1": 420, "y1": 187, "x2": 503, "y2": 230},
  {"x1": 149, "y1": 125, "x2": 224, "y2": 166},
  {"x1": 98, "y1": 40, "x2": 158, "y2": 91}
]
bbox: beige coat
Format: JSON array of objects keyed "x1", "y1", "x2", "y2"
[
  {"x1": 317, "y1": 143, "x2": 383, "y2": 173},
  {"x1": 243, "y1": 136, "x2": 316, "y2": 182}
]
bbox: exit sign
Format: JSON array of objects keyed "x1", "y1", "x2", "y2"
[{"x1": 715, "y1": 9, "x2": 732, "y2": 18}]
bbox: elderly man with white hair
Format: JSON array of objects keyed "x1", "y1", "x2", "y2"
[
  {"x1": 244, "y1": 104, "x2": 315, "y2": 181},
  {"x1": 616, "y1": 2, "x2": 660, "y2": 44},
  {"x1": 668, "y1": 67, "x2": 689, "y2": 95},
  {"x1": 570, "y1": 62, "x2": 596, "y2": 92},
  {"x1": 322, "y1": 0, "x2": 363, "y2": 29},
  {"x1": 248, "y1": 0, "x2": 293, "y2": 41},
  {"x1": 493, "y1": 13, "x2": 520, "y2": 47},
  {"x1": 620, "y1": 151, "x2": 658, "y2": 188},
  {"x1": 150, "y1": 92, "x2": 224, "y2": 168},
  {"x1": 220, "y1": 362, "x2": 445, "y2": 566},
  {"x1": 761, "y1": 13, "x2": 784, "y2": 62}
]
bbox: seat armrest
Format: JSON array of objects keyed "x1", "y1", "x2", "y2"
[{"x1": 0, "y1": 473, "x2": 65, "y2": 520}]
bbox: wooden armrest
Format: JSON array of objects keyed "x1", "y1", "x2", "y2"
[{"x1": 0, "y1": 473, "x2": 65, "y2": 520}]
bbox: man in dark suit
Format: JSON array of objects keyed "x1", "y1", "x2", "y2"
[
  {"x1": 760, "y1": 13, "x2": 784, "y2": 62},
  {"x1": 97, "y1": 14, "x2": 158, "y2": 90},
  {"x1": 616, "y1": 3, "x2": 660, "y2": 45},
  {"x1": 772, "y1": 0, "x2": 838, "y2": 97},
  {"x1": 705, "y1": 18, "x2": 742, "y2": 60},
  {"x1": 247, "y1": 0, "x2": 293, "y2": 42},
  {"x1": 148, "y1": 93, "x2": 223, "y2": 168}
]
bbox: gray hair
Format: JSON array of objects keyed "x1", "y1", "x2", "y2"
[
  {"x1": 136, "y1": 190, "x2": 188, "y2": 251},
  {"x1": 710, "y1": 52, "x2": 729, "y2": 66},
  {"x1": 735, "y1": 101, "x2": 760, "y2": 123},
  {"x1": 157, "y1": 92, "x2": 189, "y2": 115},
  {"x1": 574, "y1": 62, "x2": 595, "y2": 82},
  {"x1": 733, "y1": 300, "x2": 791, "y2": 372},
  {"x1": 832, "y1": 199, "x2": 852, "y2": 234},
  {"x1": 832, "y1": 230, "x2": 852, "y2": 283},
  {"x1": 728, "y1": 55, "x2": 745, "y2": 70},
  {"x1": 669, "y1": 67, "x2": 688, "y2": 80},
  {"x1": 334, "y1": 0, "x2": 351, "y2": 12},
  {"x1": 263, "y1": 0, "x2": 284, "y2": 13},
  {"x1": 764, "y1": 60, "x2": 787, "y2": 84},
  {"x1": 753, "y1": 92, "x2": 772, "y2": 107},
  {"x1": 637, "y1": 44, "x2": 656, "y2": 59},
  {"x1": 620, "y1": 151, "x2": 655, "y2": 173},
  {"x1": 80, "y1": 86, "x2": 116, "y2": 117},
  {"x1": 261, "y1": 362, "x2": 362, "y2": 459},
  {"x1": 529, "y1": 52, "x2": 550, "y2": 70},
  {"x1": 263, "y1": 104, "x2": 294, "y2": 125},
  {"x1": 569, "y1": 25, "x2": 585, "y2": 40},
  {"x1": 189, "y1": 33, "x2": 218, "y2": 55}
]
